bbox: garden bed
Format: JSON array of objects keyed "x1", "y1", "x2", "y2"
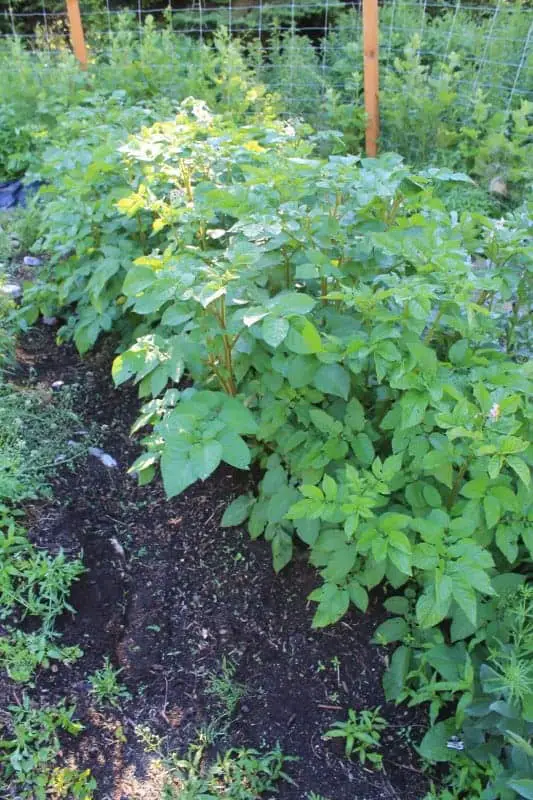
[{"x1": 6, "y1": 324, "x2": 428, "y2": 799}]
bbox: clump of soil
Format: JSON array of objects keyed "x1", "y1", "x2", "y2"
[{"x1": 8, "y1": 325, "x2": 428, "y2": 800}]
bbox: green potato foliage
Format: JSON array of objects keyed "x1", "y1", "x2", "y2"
[{"x1": 24, "y1": 102, "x2": 532, "y2": 797}]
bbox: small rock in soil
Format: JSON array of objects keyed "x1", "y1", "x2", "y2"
[
  {"x1": 51, "y1": 380, "x2": 65, "y2": 391},
  {"x1": 109, "y1": 537, "x2": 126, "y2": 560},
  {"x1": 0, "y1": 282, "x2": 22, "y2": 299},
  {"x1": 23, "y1": 255, "x2": 43, "y2": 267},
  {"x1": 42, "y1": 315, "x2": 58, "y2": 326},
  {"x1": 88, "y1": 446, "x2": 118, "y2": 469}
]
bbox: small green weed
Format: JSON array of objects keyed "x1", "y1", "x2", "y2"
[
  {"x1": 324, "y1": 707, "x2": 387, "y2": 768},
  {"x1": 485, "y1": 586, "x2": 533, "y2": 706},
  {"x1": 200, "y1": 656, "x2": 246, "y2": 744},
  {"x1": 0, "y1": 518, "x2": 84, "y2": 683},
  {"x1": 45, "y1": 766, "x2": 98, "y2": 800},
  {"x1": 0, "y1": 629, "x2": 81, "y2": 684},
  {"x1": 0, "y1": 382, "x2": 94, "y2": 506},
  {"x1": 137, "y1": 725, "x2": 295, "y2": 799},
  {"x1": 423, "y1": 756, "x2": 498, "y2": 799},
  {"x1": 0, "y1": 533, "x2": 85, "y2": 630},
  {"x1": 88, "y1": 657, "x2": 131, "y2": 709},
  {"x1": 205, "y1": 657, "x2": 246, "y2": 731},
  {"x1": 0, "y1": 694, "x2": 95, "y2": 799}
]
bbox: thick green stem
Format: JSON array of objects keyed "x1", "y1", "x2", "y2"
[
  {"x1": 222, "y1": 337, "x2": 237, "y2": 396},
  {"x1": 386, "y1": 194, "x2": 402, "y2": 225},
  {"x1": 331, "y1": 192, "x2": 342, "y2": 219},
  {"x1": 284, "y1": 255, "x2": 292, "y2": 289},
  {"x1": 424, "y1": 308, "x2": 443, "y2": 346},
  {"x1": 207, "y1": 358, "x2": 231, "y2": 395},
  {"x1": 447, "y1": 457, "x2": 472, "y2": 510},
  {"x1": 198, "y1": 221, "x2": 207, "y2": 250},
  {"x1": 505, "y1": 300, "x2": 521, "y2": 354},
  {"x1": 136, "y1": 215, "x2": 146, "y2": 246},
  {"x1": 321, "y1": 276, "x2": 328, "y2": 304},
  {"x1": 216, "y1": 298, "x2": 237, "y2": 396},
  {"x1": 180, "y1": 161, "x2": 194, "y2": 204}
]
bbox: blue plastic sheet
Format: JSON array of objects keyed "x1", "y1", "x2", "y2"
[{"x1": 0, "y1": 180, "x2": 42, "y2": 210}]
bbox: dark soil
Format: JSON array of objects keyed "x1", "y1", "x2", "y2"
[{"x1": 7, "y1": 325, "x2": 429, "y2": 800}]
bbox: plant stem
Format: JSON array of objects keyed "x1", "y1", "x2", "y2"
[
  {"x1": 284, "y1": 255, "x2": 292, "y2": 289},
  {"x1": 207, "y1": 354, "x2": 231, "y2": 395},
  {"x1": 447, "y1": 456, "x2": 472, "y2": 510},
  {"x1": 423, "y1": 308, "x2": 443, "y2": 345},
  {"x1": 321, "y1": 276, "x2": 328, "y2": 304},
  {"x1": 331, "y1": 192, "x2": 342, "y2": 218},
  {"x1": 180, "y1": 161, "x2": 194, "y2": 204},
  {"x1": 136, "y1": 215, "x2": 146, "y2": 246},
  {"x1": 222, "y1": 335, "x2": 236, "y2": 395},
  {"x1": 386, "y1": 194, "x2": 402, "y2": 225},
  {"x1": 218, "y1": 298, "x2": 237, "y2": 396},
  {"x1": 505, "y1": 300, "x2": 521, "y2": 354}
]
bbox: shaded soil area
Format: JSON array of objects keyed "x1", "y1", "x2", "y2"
[{"x1": 7, "y1": 325, "x2": 429, "y2": 800}]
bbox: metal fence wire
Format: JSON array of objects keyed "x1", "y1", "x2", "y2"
[{"x1": 2, "y1": 0, "x2": 532, "y2": 152}]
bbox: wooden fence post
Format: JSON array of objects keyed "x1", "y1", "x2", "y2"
[
  {"x1": 65, "y1": 0, "x2": 88, "y2": 69},
  {"x1": 363, "y1": 0, "x2": 379, "y2": 156}
]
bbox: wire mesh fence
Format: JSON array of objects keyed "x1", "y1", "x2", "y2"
[{"x1": 1, "y1": 0, "x2": 532, "y2": 162}]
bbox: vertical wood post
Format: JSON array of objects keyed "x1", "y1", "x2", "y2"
[
  {"x1": 65, "y1": 0, "x2": 88, "y2": 69},
  {"x1": 363, "y1": 0, "x2": 379, "y2": 156}
]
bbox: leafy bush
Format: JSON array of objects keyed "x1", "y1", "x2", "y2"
[
  {"x1": 2, "y1": 4, "x2": 531, "y2": 212},
  {"x1": 0, "y1": 39, "x2": 88, "y2": 181},
  {"x1": 32, "y1": 104, "x2": 532, "y2": 797},
  {"x1": 0, "y1": 22, "x2": 279, "y2": 184},
  {"x1": 380, "y1": 37, "x2": 533, "y2": 200}
]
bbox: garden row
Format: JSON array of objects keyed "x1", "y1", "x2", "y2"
[
  {"x1": 13, "y1": 78, "x2": 533, "y2": 800},
  {"x1": 1, "y1": 4, "x2": 532, "y2": 794}
]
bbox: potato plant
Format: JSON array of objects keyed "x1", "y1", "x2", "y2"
[{"x1": 25, "y1": 102, "x2": 532, "y2": 798}]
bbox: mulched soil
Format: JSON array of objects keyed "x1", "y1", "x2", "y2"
[{"x1": 6, "y1": 324, "x2": 429, "y2": 800}]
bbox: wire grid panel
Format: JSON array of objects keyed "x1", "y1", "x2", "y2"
[
  {"x1": 1, "y1": 0, "x2": 532, "y2": 112},
  {"x1": 2, "y1": 1, "x2": 69, "y2": 43}
]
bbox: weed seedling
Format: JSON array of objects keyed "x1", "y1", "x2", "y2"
[
  {"x1": 331, "y1": 656, "x2": 341, "y2": 685},
  {"x1": 205, "y1": 656, "x2": 246, "y2": 733},
  {"x1": 137, "y1": 724, "x2": 296, "y2": 800},
  {"x1": 88, "y1": 657, "x2": 131, "y2": 709},
  {"x1": 324, "y1": 707, "x2": 387, "y2": 768},
  {"x1": 0, "y1": 695, "x2": 93, "y2": 796}
]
